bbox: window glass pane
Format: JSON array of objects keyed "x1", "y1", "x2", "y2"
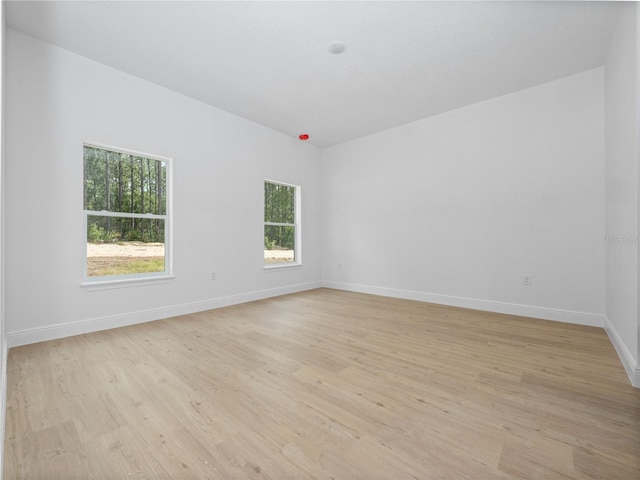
[
  {"x1": 84, "y1": 146, "x2": 107, "y2": 211},
  {"x1": 264, "y1": 225, "x2": 295, "y2": 264},
  {"x1": 87, "y1": 215, "x2": 165, "y2": 277},
  {"x1": 84, "y1": 146, "x2": 167, "y2": 215},
  {"x1": 86, "y1": 215, "x2": 165, "y2": 244},
  {"x1": 264, "y1": 182, "x2": 295, "y2": 223}
]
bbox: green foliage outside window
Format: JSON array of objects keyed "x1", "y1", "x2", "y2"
[
  {"x1": 264, "y1": 182, "x2": 295, "y2": 250},
  {"x1": 84, "y1": 146, "x2": 166, "y2": 243}
]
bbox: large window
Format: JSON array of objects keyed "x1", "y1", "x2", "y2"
[
  {"x1": 264, "y1": 180, "x2": 300, "y2": 266},
  {"x1": 83, "y1": 144, "x2": 171, "y2": 282}
]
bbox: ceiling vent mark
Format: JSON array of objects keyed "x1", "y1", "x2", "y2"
[{"x1": 328, "y1": 41, "x2": 347, "y2": 55}]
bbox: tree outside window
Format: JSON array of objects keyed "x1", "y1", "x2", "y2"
[
  {"x1": 83, "y1": 144, "x2": 171, "y2": 281},
  {"x1": 264, "y1": 181, "x2": 300, "y2": 266}
]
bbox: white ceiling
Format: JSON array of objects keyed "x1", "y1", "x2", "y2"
[{"x1": 5, "y1": 1, "x2": 623, "y2": 148}]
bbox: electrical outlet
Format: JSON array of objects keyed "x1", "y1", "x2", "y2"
[
  {"x1": 211, "y1": 271, "x2": 217, "y2": 280},
  {"x1": 338, "y1": 263, "x2": 342, "y2": 271},
  {"x1": 609, "y1": 285, "x2": 615, "y2": 303},
  {"x1": 523, "y1": 274, "x2": 532, "y2": 286}
]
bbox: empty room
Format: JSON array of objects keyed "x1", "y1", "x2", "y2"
[{"x1": 0, "y1": 0, "x2": 639, "y2": 479}]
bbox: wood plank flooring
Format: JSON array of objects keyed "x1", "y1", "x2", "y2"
[{"x1": 4, "y1": 288, "x2": 639, "y2": 479}]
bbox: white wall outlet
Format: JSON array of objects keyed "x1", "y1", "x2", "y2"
[
  {"x1": 523, "y1": 274, "x2": 532, "y2": 286},
  {"x1": 609, "y1": 285, "x2": 615, "y2": 303},
  {"x1": 211, "y1": 271, "x2": 217, "y2": 280},
  {"x1": 338, "y1": 263, "x2": 342, "y2": 270}
]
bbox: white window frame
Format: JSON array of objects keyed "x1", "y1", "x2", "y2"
[
  {"x1": 264, "y1": 179, "x2": 302, "y2": 270},
  {"x1": 81, "y1": 143, "x2": 173, "y2": 289}
]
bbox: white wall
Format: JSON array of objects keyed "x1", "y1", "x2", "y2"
[
  {"x1": 323, "y1": 68, "x2": 606, "y2": 326},
  {"x1": 0, "y1": 2, "x2": 7, "y2": 474},
  {"x1": 4, "y1": 29, "x2": 323, "y2": 345},
  {"x1": 604, "y1": 3, "x2": 640, "y2": 387}
]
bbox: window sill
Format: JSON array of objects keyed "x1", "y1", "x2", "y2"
[
  {"x1": 81, "y1": 275, "x2": 175, "y2": 291},
  {"x1": 264, "y1": 263, "x2": 302, "y2": 272}
]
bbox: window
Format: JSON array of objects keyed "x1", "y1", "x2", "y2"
[
  {"x1": 264, "y1": 180, "x2": 300, "y2": 266},
  {"x1": 83, "y1": 144, "x2": 171, "y2": 283}
]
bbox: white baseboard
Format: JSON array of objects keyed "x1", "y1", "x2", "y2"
[
  {"x1": 604, "y1": 316, "x2": 640, "y2": 388},
  {"x1": 322, "y1": 281, "x2": 605, "y2": 327},
  {"x1": 7, "y1": 281, "x2": 322, "y2": 348}
]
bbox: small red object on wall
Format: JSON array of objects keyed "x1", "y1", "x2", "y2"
[{"x1": 299, "y1": 134, "x2": 310, "y2": 141}]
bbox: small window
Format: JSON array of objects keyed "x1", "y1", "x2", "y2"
[
  {"x1": 264, "y1": 180, "x2": 300, "y2": 266},
  {"x1": 83, "y1": 144, "x2": 171, "y2": 283}
]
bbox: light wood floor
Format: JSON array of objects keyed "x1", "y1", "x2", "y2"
[{"x1": 4, "y1": 288, "x2": 639, "y2": 479}]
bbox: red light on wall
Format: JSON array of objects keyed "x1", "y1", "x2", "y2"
[{"x1": 299, "y1": 134, "x2": 310, "y2": 141}]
